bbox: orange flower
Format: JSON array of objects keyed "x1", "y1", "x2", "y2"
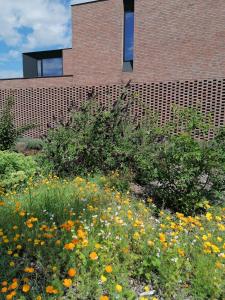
[
  {"x1": 63, "y1": 278, "x2": 72, "y2": 288},
  {"x1": 159, "y1": 233, "x2": 166, "y2": 243},
  {"x1": 89, "y1": 252, "x2": 98, "y2": 260},
  {"x1": 105, "y1": 265, "x2": 113, "y2": 273},
  {"x1": 46, "y1": 286, "x2": 58, "y2": 294},
  {"x1": 6, "y1": 291, "x2": 16, "y2": 300},
  {"x1": 24, "y1": 267, "x2": 34, "y2": 273},
  {"x1": 9, "y1": 281, "x2": 18, "y2": 290},
  {"x1": 1, "y1": 287, "x2": 7, "y2": 293},
  {"x1": 64, "y1": 243, "x2": 75, "y2": 251},
  {"x1": 100, "y1": 296, "x2": 109, "y2": 300},
  {"x1": 68, "y1": 268, "x2": 76, "y2": 277},
  {"x1": 22, "y1": 284, "x2": 30, "y2": 293}
]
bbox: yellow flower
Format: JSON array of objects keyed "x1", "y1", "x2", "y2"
[
  {"x1": 9, "y1": 262, "x2": 15, "y2": 267},
  {"x1": 100, "y1": 275, "x2": 107, "y2": 283},
  {"x1": 64, "y1": 243, "x2": 75, "y2": 251},
  {"x1": 211, "y1": 244, "x2": 220, "y2": 253},
  {"x1": 105, "y1": 265, "x2": 113, "y2": 273},
  {"x1": 89, "y1": 251, "x2": 98, "y2": 260},
  {"x1": 147, "y1": 240, "x2": 154, "y2": 247},
  {"x1": 68, "y1": 268, "x2": 76, "y2": 277},
  {"x1": 115, "y1": 284, "x2": 122, "y2": 292},
  {"x1": 95, "y1": 243, "x2": 101, "y2": 249},
  {"x1": 205, "y1": 212, "x2": 212, "y2": 221},
  {"x1": 22, "y1": 284, "x2": 30, "y2": 293},
  {"x1": 202, "y1": 235, "x2": 208, "y2": 241},
  {"x1": 218, "y1": 224, "x2": 225, "y2": 231},
  {"x1": 215, "y1": 261, "x2": 222, "y2": 269},
  {"x1": 63, "y1": 278, "x2": 72, "y2": 288},
  {"x1": 177, "y1": 248, "x2": 185, "y2": 257},
  {"x1": 36, "y1": 296, "x2": 42, "y2": 300},
  {"x1": 77, "y1": 229, "x2": 86, "y2": 239}
]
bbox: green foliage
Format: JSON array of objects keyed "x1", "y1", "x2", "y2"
[
  {"x1": 16, "y1": 137, "x2": 43, "y2": 152},
  {"x1": 42, "y1": 87, "x2": 225, "y2": 214},
  {"x1": 0, "y1": 97, "x2": 35, "y2": 151},
  {"x1": 42, "y1": 87, "x2": 141, "y2": 176},
  {"x1": 136, "y1": 133, "x2": 225, "y2": 214},
  {"x1": 0, "y1": 151, "x2": 38, "y2": 191}
]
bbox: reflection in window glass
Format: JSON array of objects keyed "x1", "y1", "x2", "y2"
[
  {"x1": 42, "y1": 58, "x2": 63, "y2": 77},
  {"x1": 37, "y1": 60, "x2": 42, "y2": 77},
  {"x1": 124, "y1": 11, "x2": 134, "y2": 62}
]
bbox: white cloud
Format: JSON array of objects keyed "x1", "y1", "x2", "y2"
[
  {"x1": 0, "y1": 50, "x2": 20, "y2": 62},
  {"x1": 0, "y1": 0, "x2": 71, "y2": 51}
]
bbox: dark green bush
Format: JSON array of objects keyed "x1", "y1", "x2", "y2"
[
  {"x1": 136, "y1": 133, "x2": 225, "y2": 214},
  {"x1": 0, "y1": 97, "x2": 35, "y2": 151},
  {"x1": 42, "y1": 87, "x2": 143, "y2": 176}
]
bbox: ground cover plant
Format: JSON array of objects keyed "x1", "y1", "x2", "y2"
[
  {"x1": 0, "y1": 151, "x2": 38, "y2": 192},
  {"x1": 0, "y1": 176, "x2": 224, "y2": 300}
]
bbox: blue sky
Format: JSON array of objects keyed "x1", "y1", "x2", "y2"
[
  {"x1": 0, "y1": 0, "x2": 83, "y2": 78},
  {"x1": 0, "y1": 0, "x2": 133, "y2": 79}
]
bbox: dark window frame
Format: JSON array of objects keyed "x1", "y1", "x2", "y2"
[{"x1": 123, "y1": 0, "x2": 134, "y2": 72}]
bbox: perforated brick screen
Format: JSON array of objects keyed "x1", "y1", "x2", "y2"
[{"x1": 0, "y1": 78, "x2": 225, "y2": 139}]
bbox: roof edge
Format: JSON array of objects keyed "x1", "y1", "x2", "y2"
[{"x1": 71, "y1": 0, "x2": 106, "y2": 6}]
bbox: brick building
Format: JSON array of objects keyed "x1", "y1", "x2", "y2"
[{"x1": 0, "y1": 0, "x2": 225, "y2": 138}]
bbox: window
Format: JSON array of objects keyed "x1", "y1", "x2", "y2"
[
  {"x1": 37, "y1": 57, "x2": 63, "y2": 77},
  {"x1": 123, "y1": 0, "x2": 134, "y2": 72}
]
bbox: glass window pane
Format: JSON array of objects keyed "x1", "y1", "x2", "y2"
[
  {"x1": 124, "y1": 11, "x2": 134, "y2": 62},
  {"x1": 42, "y1": 57, "x2": 63, "y2": 77},
  {"x1": 37, "y1": 60, "x2": 42, "y2": 77}
]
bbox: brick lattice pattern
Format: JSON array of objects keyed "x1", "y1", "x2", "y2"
[{"x1": 0, "y1": 78, "x2": 224, "y2": 139}]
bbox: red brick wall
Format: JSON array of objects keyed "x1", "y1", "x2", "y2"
[
  {"x1": 0, "y1": 77, "x2": 225, "y2": 139},
  {"x1": 63, "y1": 49, "x2": 74, "y2": 76},
  {"x1": 0, "y1": 0, "x2": 225, "y2": 139},
  {"x1": 134, "y1": 0, "x2": 225, "y2": 82},
  {"x1": 69, "y1": 0, "x2": 225, "y2": 85},
  {"x1": 71, "y1": 0, "x2": 126, "y2": 85}
]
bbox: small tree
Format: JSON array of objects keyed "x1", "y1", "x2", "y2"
[{"x1": 0, "y1": 97, "x2": 35, "y2": 150}]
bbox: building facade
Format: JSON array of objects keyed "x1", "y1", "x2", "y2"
[{"x1": 0, "y1": 0, "x2": 225, "y2": 138}]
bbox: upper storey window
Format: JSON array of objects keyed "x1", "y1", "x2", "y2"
[
  {"x1": 123, "y1": 0, "x2": 134, "y2": 72},
  {"x1": 37, "y1": 57, "x2": 63, "y2": 77},
  {"x1": 23, "y1": 50, "x2": 63, "y2": 78}
]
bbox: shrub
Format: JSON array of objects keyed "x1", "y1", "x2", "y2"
[
  {"x1": 0, "y1": 97, "x2": 35, "y2": 151},
  {"x1": 135, "y1": 133, "x2": 225, "y2": 214},
  {"x1": 0, "y1": 151, "x2": 38, "y2": 191},
  {"x1": 42, "y1": 87, "x2": 225, "y2": 214},
  {"x1": 133, "y1": 107, "x2": 225, "y2": 214},
  {"x1": 42, "y1": 86, "x2": 142, "y2": 176}
]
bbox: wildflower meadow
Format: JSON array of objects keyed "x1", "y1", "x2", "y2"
[
  {"x1": 0, "y1": 176, "x2": 224, "y2": 299},
  {"x1": 0, "y1": 91, "x2": 225, "y2": 299}
]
